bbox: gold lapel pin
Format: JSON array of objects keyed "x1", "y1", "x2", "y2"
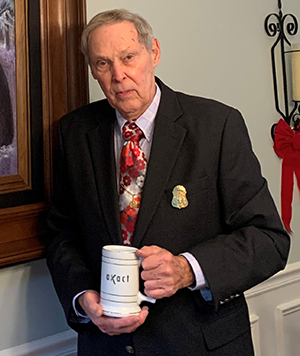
[{"x1": 171, "y1": 185, "x2": 188, "y2": 209}]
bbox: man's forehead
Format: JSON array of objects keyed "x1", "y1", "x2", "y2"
[
  {"x1": 92, "y1": 21, "x2": 138, "y2": 40},
  {"x1": 89, "y1": 21, "x2": 144, "y2": 58}
]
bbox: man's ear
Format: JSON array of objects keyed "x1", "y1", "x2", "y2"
[{"x1": 151, "y1": 38, "x2": 161, "y2": 67}]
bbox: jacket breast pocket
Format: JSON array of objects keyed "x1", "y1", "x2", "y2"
[
  {"x1": 183, "y1": 175, "x2": 209, "y2": 200},
  {"x1": 147, "y1": 175, "x2": 212, "y2": 252},
  {"x1": 162, "y1": 175, "x2": 210, "y2": 238},
  {"x1": 166, "y1": 175, "x2": 209, "y2": 216},
  {"x1": 167, "y1": 174, "x2": 209, "y2": 201}
]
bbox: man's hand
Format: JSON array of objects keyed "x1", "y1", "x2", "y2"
[
  {"x1": 78, "y1": 290, "x2": 149, "y2": 335},
  {"x1": 136, "y1": 245, "x2": 195, "y2": 299}
]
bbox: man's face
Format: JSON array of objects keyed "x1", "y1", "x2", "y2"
[{"x1": 89, "y1": 21, "x2": 161, "y2": 121}]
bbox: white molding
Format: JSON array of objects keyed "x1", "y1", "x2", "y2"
[
  {"x1": 245, "y1": 262, "x2": 300, "y2": 356},
  {"x1": 277, "y1": 298, "x2": 300, "y2": 316},
  {"x1": 245, "y1": 261, "x2": 300, "y2": 299},
  {"x1": 0, "y1": 331, "x2": 77, "y2": 356},
  {"x1": 276, "y1": 298, "x2": 300, "y2": 356},
  {"x1": 250, "y1": 314, "x2": 261, "y2": 356}
]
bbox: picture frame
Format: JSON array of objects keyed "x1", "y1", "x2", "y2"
[
  {"x1": 0, "y1": 0, "x2": 88, "y2": 267},
  {"x1": 0, "y1": 0, "x2": 30, "y2": 192}
]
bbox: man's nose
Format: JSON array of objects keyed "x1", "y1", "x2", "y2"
[{"x1": 111, "y1": 62, "x2": 126, "y2": 82}]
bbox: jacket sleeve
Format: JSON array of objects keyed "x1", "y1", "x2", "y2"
[
  {"x1": 45, "y1": 120, "x2": 98, "y2": 332},
  {"x1": 187, "y1": 108, "x2": 290, "y2": 309}
]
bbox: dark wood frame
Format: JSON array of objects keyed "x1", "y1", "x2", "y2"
[{"x1": 0, "y1": 0, "x2": 88, "y2": 267}]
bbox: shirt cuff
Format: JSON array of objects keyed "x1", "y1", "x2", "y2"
[
  {"x1": 72, "y1": 291, "x2": 90, "y2": 322},
  {"x1": 180, "y1": 252, "x2": 213, "y2": 301}
]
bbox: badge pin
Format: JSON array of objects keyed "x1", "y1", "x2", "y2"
[{"x1": 171, "y1": 185, "x2": 188, "y2": 209}]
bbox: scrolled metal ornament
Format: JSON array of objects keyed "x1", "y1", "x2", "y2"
[
  {"x1": 265, "y1": 0, "x2": 299, "y2": 132},
  {"x1": 265, "y1": 13, "x2": 281, "y2": 38},
  {"x1": 282, "y1": 14, "x2": 298, "y2": 44},
  {"x1": 292, "y1": 105, "x2": 300, "y2": 130}
]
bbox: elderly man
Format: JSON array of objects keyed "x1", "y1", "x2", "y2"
[{"x1": 46, "y1": 9, "x2": 290, "y2": 356}]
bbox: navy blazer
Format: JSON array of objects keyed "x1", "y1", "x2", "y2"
[{"x1": 46, "y1": 78, "x2": 290, "y2": 356}]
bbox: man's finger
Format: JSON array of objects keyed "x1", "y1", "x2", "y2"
[
  {"x1": 99, "y1": 307, "x2": 149, "y2": 335},
  {"x1": 136, "y1": 245, "x2": 161, "y2": 258},
  {"x1": 79, "y1": 290, "x2": 102, "y2": 318}
]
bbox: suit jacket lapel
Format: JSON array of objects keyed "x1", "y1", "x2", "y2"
[
  {"x1": 134, "y1": 80, "x2": 187, "y2": 246},
  {"x1": 86, "y1": 104, "x2": 122, "y2": 245}
]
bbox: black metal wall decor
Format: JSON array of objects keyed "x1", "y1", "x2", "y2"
[
  {"x1": 265, "y1": 1, "x2": 300, "y2": 233},
  {"x1": 265, "y1": 0, "x2": 300, "y2": 135}
]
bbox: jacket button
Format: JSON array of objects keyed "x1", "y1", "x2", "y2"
[{"x1": 125, "y1": 345, "x2": 135, "y2": 354}]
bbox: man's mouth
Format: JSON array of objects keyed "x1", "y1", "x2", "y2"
[{"x1": 116, "y1": 90, "x2": 133, "y2": 97}]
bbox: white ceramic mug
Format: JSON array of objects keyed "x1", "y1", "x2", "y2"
[{"x1": 100, "y1": 245, "x2": 156, "y2": 318}]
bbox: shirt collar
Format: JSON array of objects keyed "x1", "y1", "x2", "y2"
[{"x1": 115, "y1": 84, "x2": 161, "y2": 142}]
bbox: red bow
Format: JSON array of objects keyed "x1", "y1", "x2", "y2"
[{"x1": 274, "y1": 118, "x2": 300, "y2": 232}]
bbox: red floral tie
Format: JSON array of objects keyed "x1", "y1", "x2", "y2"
[{"x1": 119, "y1": 122, "x2": 147, "y2": 245}]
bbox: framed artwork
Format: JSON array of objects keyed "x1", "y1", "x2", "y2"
[
  {"x1": 0, "y1": 0, "x2": 88, "y2": 267},
  {"x1": 0, "y1": 0, "x2": 28, "y2": 188}
]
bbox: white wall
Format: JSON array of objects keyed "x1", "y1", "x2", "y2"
[
  {"x1": 0, "y1": 260, "x2": 71, "y2": 352},
  {"x1": 1, "y1": 0, "x2": 300, "y2": 353}
]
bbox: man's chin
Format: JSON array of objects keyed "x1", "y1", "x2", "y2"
[{"x1": 114, "y1": 104, "x2": 145, "y2": 121}]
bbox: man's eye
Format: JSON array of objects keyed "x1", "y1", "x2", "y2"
[
  {"x1": 97, "y1": 61, "x2": 107, "y2": 67},
  {"x1": 125, "y1": 55, "x2": 134, "y2": 61}
]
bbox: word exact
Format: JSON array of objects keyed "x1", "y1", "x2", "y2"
[{"x1": 106, "y1": 274, "x2": 130, "y2": 285}]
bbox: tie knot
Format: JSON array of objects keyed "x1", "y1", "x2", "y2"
[{"x1": 122, "y1": 122, "x2": 144, "y2": 142}]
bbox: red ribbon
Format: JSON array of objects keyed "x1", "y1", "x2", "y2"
[{"x1": 273, "y1": 118, "x2": 300, "y2": 232}]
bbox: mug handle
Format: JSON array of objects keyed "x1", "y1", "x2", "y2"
[
  {"x1": 138, "y1": 257, "x2": 144, "y2": 268},
  {"x1": 137, "y1": 291, "x2": 156, "y2": 304}
]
